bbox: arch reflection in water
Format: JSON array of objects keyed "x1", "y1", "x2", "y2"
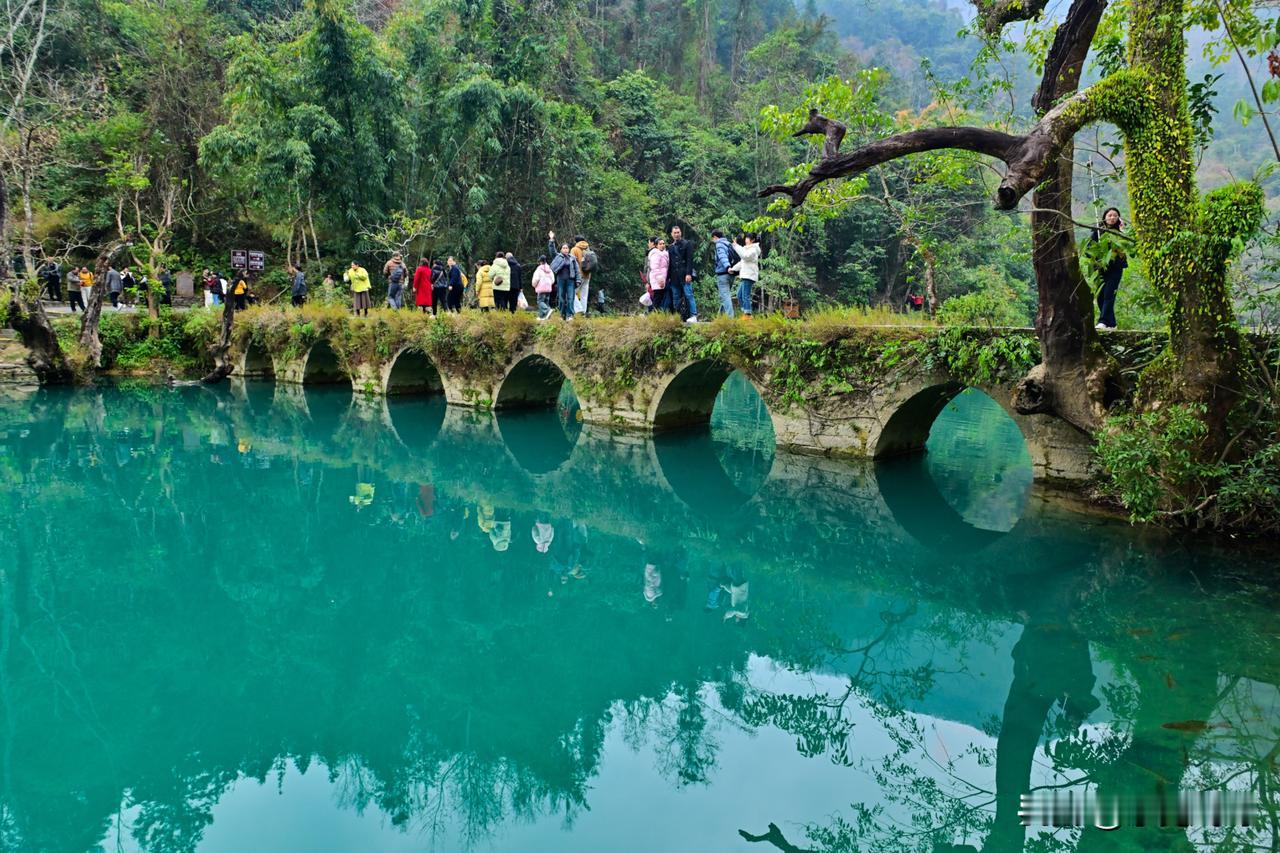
[
  {"x1": 385, "y1": 394, "x2": 448, "y2": 456},
  {"x1": 652, "y1": 371, "x2": 774, "y2": 516},
  {"x1": 878, "y1": 389, "x2": 1033, "y2": 552},
  {"x1": 497, "y1": 382, "x2": 583, "y2": 475}
]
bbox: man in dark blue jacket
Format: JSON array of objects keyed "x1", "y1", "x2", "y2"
[{"x1": 666, "y1": 226, "x2": 697, "y2": 322}]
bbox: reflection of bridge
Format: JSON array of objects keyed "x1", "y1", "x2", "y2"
[
  {"x1": 233, "y1": 318, "x2": 1125, "y2": 482},
  {"x1": 229, "y1": 380, "x2": 1043, "y2": 557}
]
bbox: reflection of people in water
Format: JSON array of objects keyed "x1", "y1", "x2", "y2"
[
  {"x1": 531, "y1": 517, "x2": 554, "y2": 553},
  {"x1": 547, "y1": 517, "x2": 586, "y2": 594},
  {"x1": 349, "y1": 482, "x2": 375, "y2": 510},
  {"x1": 416, "y1": 484, "x2": 435, "y2": 518},
  {"x1": 490, "y1": 509, "x2": 512, "y2": 552},
  {"x1": 643, "y1": 563, "x2": 662, "y2": 605},
  {"x1": 704, "y1": 564, "x2": 748, "y2": 621}
]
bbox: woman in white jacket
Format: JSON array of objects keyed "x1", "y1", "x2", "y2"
[{"x1": 730, "y1": 234, "x2": 761, "y2": 318}]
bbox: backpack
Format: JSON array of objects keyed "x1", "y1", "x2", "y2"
[
  {"x1": 581, "y1": 249, "x2": 599, "y2": 273},
  {"x1": 726, "y1": 243, "x2": 741, "y2": 267},
  {"x1": 390, "y1": 264, "x2": 405, "y2": 284}
]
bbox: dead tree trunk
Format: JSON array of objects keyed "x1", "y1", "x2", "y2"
[
  {"x1": 200, "y1": 288, "x2": 236, "y2": 384},
  {"x1": 1014, "y1": 0, "x2": 1113, "y2": 431},
  {"x1": 79, "y1": 240, "x2": 128, "y2": 367},
  {"x1": 7, "y1": 285, "x2": 69, "y2": 382}
]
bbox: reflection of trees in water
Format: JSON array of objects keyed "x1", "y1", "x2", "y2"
[
  {"x1": 709, "y1": 371, "x2": 775, "y2": 496},
  {"x1": 1, "y1": 388, "x2": 1279, "y2": 852}
]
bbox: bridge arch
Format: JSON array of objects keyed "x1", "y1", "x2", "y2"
[
  {"x1": 494, "y1": 353, "x2": 573, "y2": 410},
  {"x1": 383, "y1": 347, "x2": 445, "y2": 396},
  {"x1": 649, "y1": 359, "x2": 771, "y2": 431},
  {"x1": 302, "y1": 340, "x2": 346, "y2": 385},
  {"x1": 873, "y1": 380, "x2": 968, "y2": 459},
  {"x1": 238, "y1": 340, "x2": 275, "y2": 380}
]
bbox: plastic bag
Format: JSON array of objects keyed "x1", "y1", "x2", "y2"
[{"x1": 639, "y1": 292, "x2": 653, "y2": 307}]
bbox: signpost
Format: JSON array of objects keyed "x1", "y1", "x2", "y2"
[
  {"x1": 231, "y1": 249, "x2": 247, "y2": 270},
  {"x1": 248, "y1": 250, "x2": 265, "y2": 272}
]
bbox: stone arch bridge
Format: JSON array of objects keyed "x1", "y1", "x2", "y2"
[{"x1": 229, "y1": 316, "x2": 1149, "y2": 483}]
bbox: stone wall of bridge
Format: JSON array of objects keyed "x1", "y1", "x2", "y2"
[
  {"x1": 223, "y1": 312, "x2": 1135, "y2": 483},
  {"x1": 0, "y1": 311, "x2": 1168, "y2": 482}
]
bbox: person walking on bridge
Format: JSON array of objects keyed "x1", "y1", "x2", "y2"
[
  {"x1": 548, "y1": 237, "x2": 580, "y2": 321},
  {"x1": 345, "y1": 260, "x2": 372, "y2": 317},
  {"x1": 383, "y1": 252, "x2": 408, "y2": 310},
  {"x1": 413, "y1": 257, "x2": 432, "y2": 314}
]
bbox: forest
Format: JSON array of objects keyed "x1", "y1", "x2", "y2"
[{"x1": 1, "y1": 0, "x2": 1276, "y2": 319}]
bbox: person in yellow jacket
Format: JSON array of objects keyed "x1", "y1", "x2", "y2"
[
  {"x1": 344, "y1": 260, "x2": 372, "y2": 316},
  {"x1": 79, "y1": 267, "x2": 95, "y2": 306},
  {"x1": 475, "y1": 261, "x2": 494, "y2": 311}
]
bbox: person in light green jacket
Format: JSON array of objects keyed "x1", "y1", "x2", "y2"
[
  {"x1": 489, "y1": 253, "x2": 511, "y2": 310},
  {"x1": 344, "y1": 261, "x2": 372, "y2": 316}
]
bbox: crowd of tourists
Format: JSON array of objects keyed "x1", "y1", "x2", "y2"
[
  {"x1": 34, "y1": 260, "x2": 176, "y2": 313},
  {"x1": 276, "y1": 224, "x2": 764, "y2": 323}
]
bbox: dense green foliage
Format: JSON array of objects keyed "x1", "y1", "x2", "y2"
[{"x1": 6, "y1": 0, "x2": 1038, "y2": 316}]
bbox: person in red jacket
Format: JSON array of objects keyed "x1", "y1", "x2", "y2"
[{"x1": 413, "y1": 257, "x2": 433, "y2": 313}]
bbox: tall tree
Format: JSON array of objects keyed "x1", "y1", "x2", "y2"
[{"x1": 762, "y1": 0, "x2": 1266, "y2": 458}]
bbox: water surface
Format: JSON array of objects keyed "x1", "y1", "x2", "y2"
[{"x1": 0, "y1": 376, "x2": 1276, "y2": 852}]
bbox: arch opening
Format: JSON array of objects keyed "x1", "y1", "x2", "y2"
[
  {"x1": 877, "y1": 388, "x2": 1033, "y2": 543},
  {"x1": 386, "y1": 349, "x2": 445, "y2": 396},
  {"x1": 494, "y1": 354, "x2": 570, "y2": 410},
  {"x1": 651, "y1": 359, "x2": 737, "y2": 431},
  {"x1": 497, "y1": 380, "x2": 582, "y2": 475},
  {"x1": 241, "y1": 341, "x2": 274, "y2": 380},
  {"x1": 302, "y1": 340, "x2": 346, "y2": 385}
]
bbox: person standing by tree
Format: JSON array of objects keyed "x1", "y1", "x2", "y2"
[
  {"x1": 106, "y1": 263, "x2": 124, "y2": 310},
  {"x1": 446, "y1": 256, "x2": 464, "y2": 312},
  {"x1": 158, "y1": 266, "x2": 175, "y2": 306},
  {"x1": 531, "y1": 255, "x2": 554, "y2": 320},
  {"x1": 490, "y1": 252, "x2": 511, "y2": 312},
  {"x1": 120, "y1": 268, "x2": 137, "y2": 307},
  {"x1": 647, "y1": 238, "x2": 668, "y2": 314},
  {"x1": 666, "y1": 226, "x2": 696, "y2": 322},
  {"x1": 412, "y1": 257, "x2": 432, "y2": 314},
  {"x1": 289, "y1": 263, "x2": 306, "y2": 307},
  {"x1": 730, "y1": 233, "x2": 760, "y2": 319},
  {"x1": 505, "y1": 252, "x2": 523, "y2": 314},
  {"x1": 231, "y1": 270, "x2": 249, "y2": 310},
  {"x1": 40, "y1": 259, "x2": 61, "y2": 303},
  {"x1": 1088, "y1": 207, "x2": 1127, "y2": 331},
  {"x1": 383, "y1": 252, "x2": 407, "y2": 309},
  {"x1": 345, "y1": 260, "x2": 372, "y2": 317},
  {"x1": 67, "y1": 267, "x2": 85, "y2": 313},
  {"x1": 711, "y1": 229, "x2": 737, "y2": 317}
]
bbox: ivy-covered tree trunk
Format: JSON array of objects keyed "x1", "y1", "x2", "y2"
[{"x1": 1121, "y1": 0, "x2": 1262, "y2": 451}]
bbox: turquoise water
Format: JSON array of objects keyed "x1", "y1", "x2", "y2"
[{"x1": 0, "y1": 376, "x2": 1277, "y2": 852}]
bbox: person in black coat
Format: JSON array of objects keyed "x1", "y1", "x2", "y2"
[
  {"x1": 666, "y1": 226, "x2": 697, "y2": 321},
  {"x1": 1088, "y1": 207, "x2": 1127, "y2": 330}
]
